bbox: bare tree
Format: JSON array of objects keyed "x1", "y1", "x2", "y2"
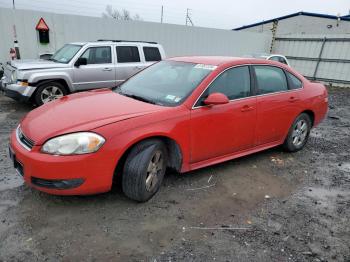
[{"x1": 102, "y1": 5, "x2": 142, "y2": 21}]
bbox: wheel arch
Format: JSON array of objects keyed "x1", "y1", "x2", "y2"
[
  {"x1": 113, "y1": 135, "x2": 184, "y2": 180},
  {"x1": 33, "y1": 79, "x2": 70, "y2": 93},
  {"x1": 300, "y1": 109, "x2": 315, "y2": 127}
]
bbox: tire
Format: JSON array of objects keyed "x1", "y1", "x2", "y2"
[
  {"x1": 283, "y1": 113, "x2": 311, "y2": 152},
  {"x1": 34, "y1": 81, "x2": 68, "y2": 106},
  {"x1": 122, "y1": 139, "x2": 168, "y2": 202}
]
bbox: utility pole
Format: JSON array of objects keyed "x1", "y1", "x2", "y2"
[
  {"x1": 186, "y1": 8, "x2": 194, "y2": 26},
  {"x1": 12, "y1": 0, "x2": 21, "y2": 59},
  {"x1": 160, "y1": 5, "x2": 164, "y2": 23}
]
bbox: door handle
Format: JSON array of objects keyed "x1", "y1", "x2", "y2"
[
  {"x1": 102, "y1": 68, "x2": 112, "y2": 71},
  {"x1": 288, "y1": 96, "x2": 299, "y2": 103},
  {"x1": 241, "y1": 105, "x2": 255, "y2": 112},
  {"x1": 134, "y1": 66, "x2": 143, "y2": 70}
]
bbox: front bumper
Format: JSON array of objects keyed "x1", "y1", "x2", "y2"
[
  {"x1": 1, "y1": 77, "x2": 36, "y2": 102},
  {"x1": 9, "y1": 130, "x2": 117, "y2": 195}
]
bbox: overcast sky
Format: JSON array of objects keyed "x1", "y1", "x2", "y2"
[{"x1": 0, "y1": 0, "x2": 349, "y2": 29}]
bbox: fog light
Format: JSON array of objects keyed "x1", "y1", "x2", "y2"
[{"x1": 17, "y1": 81, "x2": 29, "y2": 87}]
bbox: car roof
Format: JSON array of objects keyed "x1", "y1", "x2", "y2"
[
  {"x1": 69, "y1": 41, "x2": 160, "y2": 46},
  {"x1": 167, "y1": 56, "x2": 286, "y2": 66},
  {"x1": 167, "y1": 56, "x2": 252, "y2": 66}
]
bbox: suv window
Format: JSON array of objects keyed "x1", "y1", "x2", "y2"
[
  {"x1": 80, "y1": 46, "x2": 112, "y2": 64},
  {"x1": 197, "y1": 66, "x2": 251, "y2": 105},
  {"x1": 116, "y1": 46, "x2": 140, "y2": 63},
  {"x1": 286, "y1": 71, "x2": 302, "y2": 89},
  {"x1": 143, "y1": 47, "x2": 161, "y2": 62},
  {"x1": 254, "y1": 66, "x2": 288, "y2": 94}
]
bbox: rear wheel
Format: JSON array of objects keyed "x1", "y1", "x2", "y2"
[
  {"x1": 122, "y1": 139, "x2": 167, "y2": 202},
  {"x1": 34, "y1": 81, "x2": 67, "y2": 106},
  {"x1": 283, "y1": 113, "x2": 311, "y2": 152}
]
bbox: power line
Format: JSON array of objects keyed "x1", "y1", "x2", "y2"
[{"x1": 0, "y1": 0, "x2": 238, "y2": 29}]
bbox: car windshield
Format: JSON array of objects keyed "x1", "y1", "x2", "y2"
[
  {"x1": 115, "y1": 61, "x2": 214, "y2": 106},
  {"x1": 50, "y1": 44, "x2": 82, "y2": 63}
]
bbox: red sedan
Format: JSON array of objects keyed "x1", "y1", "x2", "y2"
[{"x1": 9, "y1": 57, "x2": 328, "y2": 201}]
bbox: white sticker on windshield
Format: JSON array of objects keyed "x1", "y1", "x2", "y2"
[
  {"x1": 165, "y1": 95, "x2": 176, "y2": 100},
  {"x1": 194, "y1": 64, "x2": 217, "y2": 71}
]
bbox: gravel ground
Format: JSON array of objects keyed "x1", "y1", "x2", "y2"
[{"x1": 0, "y1": 88, "x2": 349, "y2": 261}]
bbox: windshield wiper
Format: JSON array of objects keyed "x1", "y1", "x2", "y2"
[{"x1": 120, "y1": 91, "x2": 157, "y2": 105}]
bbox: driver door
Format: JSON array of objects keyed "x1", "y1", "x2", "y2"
[
  {"x1": 190, "y1": 66, "x2": 257, "y2": 163},
  {"x1": 73, "y1": 46, "x2": 116, "y2": 90}
]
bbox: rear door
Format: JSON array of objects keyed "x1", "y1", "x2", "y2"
[
  {"x1": 115, "y1": 45, "x2": 145, "y2": 85},
  {"x1": 190, "y1": 66, "x2": 257, "y2": 163},
  {"x1": 72, "y1": 46, "x2": 115, "y2": 90},
  {"x1": 253, "y1": 65, "x2": 301, "y2": 145}
]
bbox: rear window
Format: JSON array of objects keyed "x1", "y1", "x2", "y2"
[
  {"x1": 143, "y1": 47, "x2": 161, "y2": 62},
  {"x1": 286, "y1": 71, "x2": 303, "y2": 89},
  {"x1": 254, "y1": 66, "x2": 288, "y2": 94},
  {"x1": 117, "y1": 46, "x2": 140, "y2": 63}
]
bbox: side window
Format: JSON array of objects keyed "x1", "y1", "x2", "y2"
[
  {"x1": 197, "y1": 66, "x2": 251, "y2": 105},
  {"x1": 286, "y1": 71, "x2": 303, "y2": 89},
  {"x1": 269, "y1": 56, "x2": 288, "y2": 65},
  {"x1": 80, "y1": 47, "x2": 111, "y2": 64},
  {"x1": 116, "y1": 46, "x2": 140, "y2": 63},
  {"x1": 254, "y1": 66, "x2": 288, "y2": 94},
  {"x1": 269, "y1": 56, "x2": 280, "y2": 62},
  {"x1": 278, "y1": 57, "x2": 288, "y2": 65},
  {"x1": 143, "y1": 47, "x2": 161, "y2": 62}
]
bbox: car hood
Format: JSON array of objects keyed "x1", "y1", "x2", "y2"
[
  {"x1": 9, "y1": 59, "x2": 69, "y2": 70},
  {"x1": 20, "y1": 89, "x2": 164, "y2": 145}
]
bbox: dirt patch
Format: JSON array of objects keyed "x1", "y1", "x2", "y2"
[{"x1": 0, "y1": 88, "x2": 349, "y2": 261}]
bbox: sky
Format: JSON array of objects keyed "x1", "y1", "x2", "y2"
[{"x1": 0, "y1": 0, "x2": 349, "y2": 29}]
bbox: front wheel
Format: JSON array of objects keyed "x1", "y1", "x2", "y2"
[
  {"x1": 122, "y1": 139, "x2": 168, "y2": 202},
  {"x1": 283, "y1": 113, "x2": 311, "y2": 152},
  {"x1": 34, "y1": 81, "x2": 67, "y2": 106}
]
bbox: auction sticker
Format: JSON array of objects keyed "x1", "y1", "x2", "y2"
[{"x1": 194, "y1": 64, "x2": 217, "y2": 70}]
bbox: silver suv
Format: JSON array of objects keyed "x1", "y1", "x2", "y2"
[{"x1": 0, "y1": 40, "x2": 165, "y2": 105}]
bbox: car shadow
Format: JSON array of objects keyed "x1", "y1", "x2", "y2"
[{"x1": 28, "y1": 146, "x2": 287, "y2": 206}]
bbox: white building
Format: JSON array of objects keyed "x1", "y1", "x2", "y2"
[{"x1": 234, "y1": 11, "x2": 350, "y2": 36}]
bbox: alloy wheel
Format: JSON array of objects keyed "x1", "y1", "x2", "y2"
[
  {"x1": 41, "y1": 86, "x2": 64, "y2": 104},
  {"x1": 145, "y1": 150, "x2": 163, "y2": 192},
  {"x1": 292, "y1": 119, "x2": 308, "y2": 146}
]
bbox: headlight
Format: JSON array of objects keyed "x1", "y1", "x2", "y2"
[
  {"x1": 41, "y1": 132, "x2": 105, "y2": 155},
  {"x1": 11, "y1": 71, "x2": 17, "y2": 82}
]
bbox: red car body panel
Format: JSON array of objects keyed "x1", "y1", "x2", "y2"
[{"x1": 9, "y1": 57, "x2": 328, "y2": 195}]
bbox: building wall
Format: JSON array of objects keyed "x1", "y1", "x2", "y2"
[
  {"x1": 0, "y1": 8, "x2": 271, "y2": 64},
  {"x1": 273, "y1": 34, "x2": 350, "y2": 87},
  {"x1": 241, "y1": 15, "x2": 350, "y2": 36}
]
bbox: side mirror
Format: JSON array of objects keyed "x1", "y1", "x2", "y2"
[
  {"x1": 203, "y1": 93, "x2": 229, "y2": 106},
  {"x1": 75, "y1": 57, "x2": 87, "y2": 67}
]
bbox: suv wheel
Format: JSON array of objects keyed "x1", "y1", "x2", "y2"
[{"x1": 34, "y1": 81, "x2": 67, "y2": 106}]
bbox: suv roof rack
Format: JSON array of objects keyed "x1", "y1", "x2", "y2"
[{"x1": 97, "y1": 39, "x2": 158, "y2": 44}]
